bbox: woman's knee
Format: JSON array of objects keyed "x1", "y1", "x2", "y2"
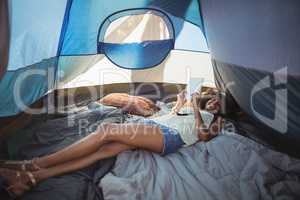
[
  {"x1": 95, "y1": 122, "x2": 120, "y2": 141},
  {"x1": 97, "y1": 143, "x2": 116, "y2": 155},
  {"x1": 90, "y1": 123, "x2": 111, "y2": 142}
]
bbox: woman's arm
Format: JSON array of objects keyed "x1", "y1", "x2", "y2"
[
  {"x1": 192, "y1": 93, "x2": 216, "y2": 142},
  {"x1": 192, "y1": 93, "x2": 203, "y2": 128}
]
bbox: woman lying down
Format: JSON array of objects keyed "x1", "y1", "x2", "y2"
[{"x1": 0, "y1": 90, "x2": 224, "y2": 197}]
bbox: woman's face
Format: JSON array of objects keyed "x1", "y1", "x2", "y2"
[{"x1": 205, "y1": 97, "x2": 220, "y2": 114}]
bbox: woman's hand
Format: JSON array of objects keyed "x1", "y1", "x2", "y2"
[
  {"x1": 191, "y1": 92, "x2": 201, "y2": 104},
  {"x1": 197, "y1": 116, "x2": 223, "y2": 142}
]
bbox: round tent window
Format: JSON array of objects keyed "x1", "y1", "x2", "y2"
[{"x1": 98, "y1": 9, "x2": 174, "y2": 69}]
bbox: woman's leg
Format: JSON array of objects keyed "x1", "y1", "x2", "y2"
[
  {"x1": 35, "y1": 122, "x2": 165, "y2": 181},
  {"x1": 34, "y1": 142, "x2": 134, "y2": 182},
  {"x1": 34, "y1": 124, "x2": 120, "y2": 168},
  {"x1": 36, "y1": 123, "x2": 163, "y2": 168},
  {"x1": 0, "y1": 123, "x2": 164, "y2": 196},
  {"x1": 101, "y1": 123, "x2": 164, "y2": 153},
  {"x1": 0, "y1": 126, "x2": 111, "y2": 170},
  {"x1": 0, "y1": 142, "x2": 134, "y2": 196}
]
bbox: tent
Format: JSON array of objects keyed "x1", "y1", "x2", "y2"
[
  {"x1": 0, "y1": 0, "x2": 212, "y2": 116},
  {"x1": 0, "y1": 0, "x2": 300, "y2": 156}
]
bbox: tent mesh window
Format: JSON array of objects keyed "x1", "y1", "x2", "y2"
[{"x1": 98, "y1": 9, "x2": 175, "y2": 70}]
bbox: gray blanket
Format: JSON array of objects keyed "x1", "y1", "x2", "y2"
[{"x1": 100, "y1": 130, "x2": 300, "y2": 200}]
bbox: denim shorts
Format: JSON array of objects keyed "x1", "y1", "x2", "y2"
[{"x1": 135, "y1": 119, "x2": 185, "y2": 155}]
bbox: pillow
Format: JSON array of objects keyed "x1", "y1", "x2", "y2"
[{"x1": 99, "y1": 93, "x2": 160, "y2": 117}]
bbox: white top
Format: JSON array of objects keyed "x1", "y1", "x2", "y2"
[{"x1": 151, "y1": 107, "x2": 214, "y2": 146}]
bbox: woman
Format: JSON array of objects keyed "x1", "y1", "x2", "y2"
[{"x1": 0, "y1": 90, "x2": 223, "y2": 196}]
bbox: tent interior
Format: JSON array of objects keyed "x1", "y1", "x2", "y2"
[{"x1": 0, "y1": 0, "x2": 300, "y2": 200}]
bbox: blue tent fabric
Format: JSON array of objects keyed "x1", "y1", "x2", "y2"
[
  {"x1": 0, "y1": 58, "x2": 57, "y2": 116},
  {"x1": 60, "y1": 0, "x2": 206, "y2": 55},
  {"x1": 1, "y1": 0, "x2": 67, "y2": 117},
  {"x1": 8, "y1": 0, "x2": 67, "y2": 71}
]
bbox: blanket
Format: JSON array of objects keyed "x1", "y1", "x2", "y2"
[{"x1": 100, "y1": 120, "x2": 300, "y2": 200}]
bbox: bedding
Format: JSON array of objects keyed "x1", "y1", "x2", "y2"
[
  {"x1": 100, "y1": 103, "x2": 300, "y2": 200},
  {"x1": 100, "y1": 131, "x2": 300, "y2": 200},
  {"x1": 2, "y1": 100, "x2": 300, "y2": 200}
]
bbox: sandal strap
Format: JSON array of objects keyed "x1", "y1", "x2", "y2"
[
  {"x1": 3, "y1": 159, "x2": 41, "y2": 171},
  {"x1": 26, "y1": 172, "x2": 37, "y2": 186},
  {"x1": 3, "y1": 160, "x2": 29, "y2": 171}
]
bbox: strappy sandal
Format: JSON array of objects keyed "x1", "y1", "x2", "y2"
[
  {"x1": 1, "y1": 158, "x2": 41, "y2": 172},
  {"x1": 5, "y1": 171, "x2": 37, "y2": 198}
]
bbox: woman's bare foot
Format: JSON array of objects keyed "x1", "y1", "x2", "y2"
[{"x1": 0, "y1": 168, "x2": 37, "y2": 197}]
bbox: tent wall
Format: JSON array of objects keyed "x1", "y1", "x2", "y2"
[
  {"x1": 8, "y1": 0, "x2": 67, "y2": 70},
  {"x1": 200, "y1": 0, "x2": 300, "y2": 152},
  {"x1": 58, "y1": 0, "x2": 212, "y2": 89},
  {"x1": 0, "y1": 0, "x2": 67, "y2": 117},
  {"x1": 60, "y1": 0, "x2": 207, "y2": 55},
  {"x1": 0, "y1": 0, "x2": 9, "y2": 79},
  {"x1": 0, "y1": 58, "x2": 57, "y2": 117},
  {"x1": 201, "y1": 0, "x2": 300, "y2": 75}
]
